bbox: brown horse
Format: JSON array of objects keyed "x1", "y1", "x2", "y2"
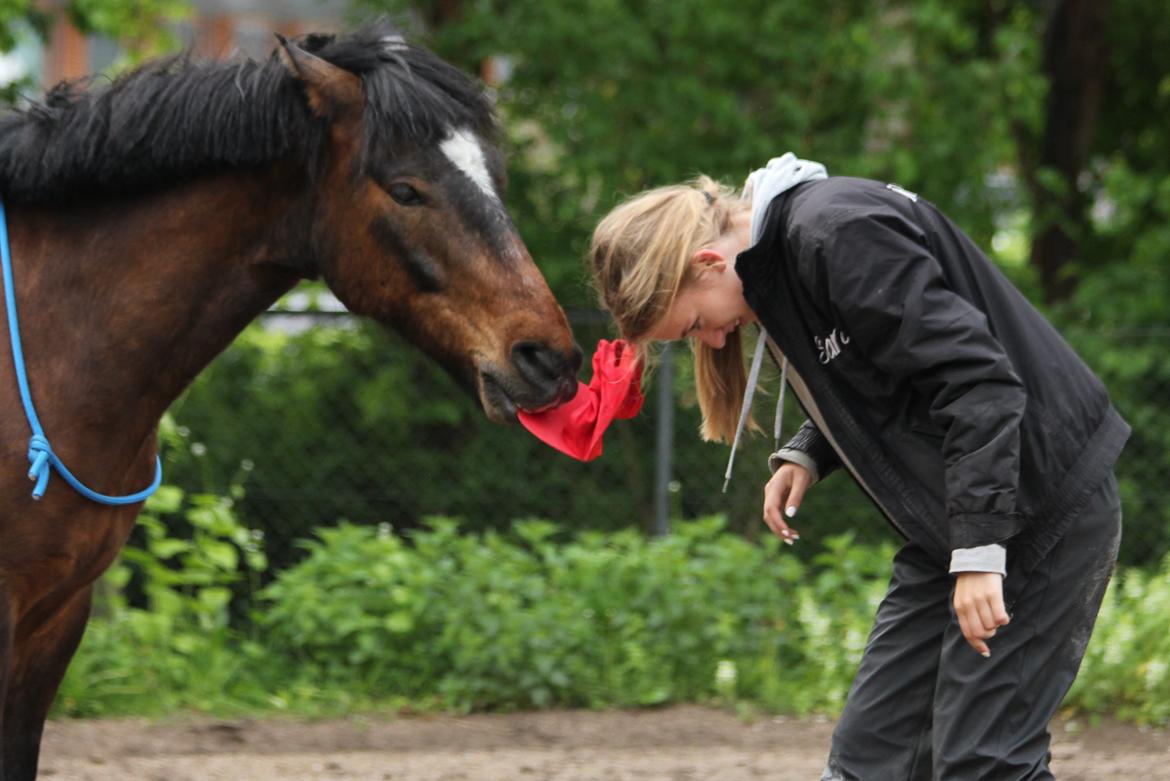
[{"x1": 0, "y1": 21, "x2": 579, "y2": 780}]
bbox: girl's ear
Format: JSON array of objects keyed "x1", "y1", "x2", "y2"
[{"x1": 691, "y1": 248, "x2": 727, "y2": 273}]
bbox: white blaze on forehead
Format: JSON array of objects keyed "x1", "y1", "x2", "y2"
[{"x1": 440, "y1": 128, "x2": 499, "y2": 202}]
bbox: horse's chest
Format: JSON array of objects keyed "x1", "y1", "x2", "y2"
[{"x1": 0, "y1": 498, "x2": 140, "y2": 602}]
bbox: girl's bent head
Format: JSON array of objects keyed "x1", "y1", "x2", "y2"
[
  {"x1": 589, "y1": 176, "x2": 758, "y2": 443},
  {"x1": 590, "y1": 176, "x2": 744, "y2": 345}
]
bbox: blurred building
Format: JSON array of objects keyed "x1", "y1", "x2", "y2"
[{"x1": 7, "y1": 0, "x2": 348, "y2": 93}]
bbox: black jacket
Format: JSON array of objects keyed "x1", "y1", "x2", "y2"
[{"x1": 737, "y1": 177, "x2": 1130, "y2": 571}]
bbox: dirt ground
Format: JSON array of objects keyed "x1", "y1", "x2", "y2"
[{"x1": 38, "y1": 705, "x2": 1170, "y2": 780}]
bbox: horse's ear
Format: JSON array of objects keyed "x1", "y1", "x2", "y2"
[{"x1": 275, "y1": 33, "x2": 363, "y2": 121}]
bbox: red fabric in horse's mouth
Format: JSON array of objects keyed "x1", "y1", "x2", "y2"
[{"x1": 518, "y1": 339, "x2": 644, "y2": 462}]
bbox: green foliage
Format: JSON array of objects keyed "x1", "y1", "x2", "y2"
[
  {"x1": 356, "y1": 0, "x2": 1054, "y2": 308},
  {"x1": 59, "y1": 515, "x2": 1170, "y2": 725},
  {"x1": 0, "y1": 2, "x2": 47, "y2": 51},
  {"x1": 1067, "y1": 551, "x2": 1170, "y2": 724},
  {"x1": 97, "y1": 514, "x2": 895, "y2": 715},
  {"x1": 68, "y1": 0, "x2": 190, "y2": 65},
  {"x1": 0, "y1": 0, "x2": 189, "y2": 106},
  {"x1": 55, "y1": 479, "x2": 269, "y2": 717}
]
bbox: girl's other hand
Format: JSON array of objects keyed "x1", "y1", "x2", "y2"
[
  {"x1": 763, "y1": 462, "x2": 810, "y2": 545},
  {"x1": 953, "y1": 572, "x2": 1011, "y2": 657}
]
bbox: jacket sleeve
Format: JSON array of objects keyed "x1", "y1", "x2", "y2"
[
  {"x1": 768, "y1": 419, "x2": 841, "y2": 483},
  {"x1": 818, "y1": 211, "x2": 1027, "y2": 549}
]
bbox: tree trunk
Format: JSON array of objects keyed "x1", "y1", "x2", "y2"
[
  {"x1": 427, "y1": 0, "x2": 464, "y2": 27},
  {"x1": 1029, "y1": 0, "x2": 1110, "y2": 305}
]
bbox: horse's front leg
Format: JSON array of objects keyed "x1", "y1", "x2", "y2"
[{"x1": 3, "y1": 586, "x2": 93, "y2": 781}]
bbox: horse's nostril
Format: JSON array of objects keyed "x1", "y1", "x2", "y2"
[{"x1": 511, "y1": 341, "x2": 579, "y2": 391}]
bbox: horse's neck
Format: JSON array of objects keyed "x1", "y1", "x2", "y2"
[{"x1": 5, "y1": 171, "x2": 307, "y2": 476}]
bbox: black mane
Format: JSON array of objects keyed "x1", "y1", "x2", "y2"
[{"x1": 0, "y1": 20, "x2": 496, "y2": 204}]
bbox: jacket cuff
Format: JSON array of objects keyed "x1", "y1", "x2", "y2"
[
  {"x1": 948, "y1": 512, "x2": 1022, "y2": 549},
  {"x1": 769, "y1": 448, "x2": 820, "y2": 482},
  {"x1": 949, "y1": 544, "x2": 1006, "y2": 576},
  {"x1": 782, "y1": 422, "x2": 841, "y2": 480}
]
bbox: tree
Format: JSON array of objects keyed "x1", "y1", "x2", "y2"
[
  {"x1": 344, "y1": 0, "x2": 1170, "y2": 563},
  {"x1": 356, "y1": 0, "x2": 1166, "y2": 311},
  {"x1": 1012, "y1": 0, "x2": 1108, "y2": 305},
  {"x1": 68, "y1": 0, "x2": 191, "y2": 62},
  {"x1": 0, "y1": 0, "x2": 190, "y2": 104},
  {"x1": 356, "y1": 0, "x2": 1036, "y2": 304}
]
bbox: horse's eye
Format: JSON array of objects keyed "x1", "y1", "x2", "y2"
[{"x1": 387, "y1": 182, "x2": 423, "y2": 206}]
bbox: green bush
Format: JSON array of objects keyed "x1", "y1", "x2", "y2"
[
  {"x1": 59, "y1": 515, "x2": 1170, "y2": 724},
  {"x1": 56, "y1": 481, "x2": 270, "y2": 716},
  {"x1": 259, "y1": 516, "x2": 892, "y2": 713},
  {"x1": 1066, "y1": 550, "x2": 1170, "y2": 724}
]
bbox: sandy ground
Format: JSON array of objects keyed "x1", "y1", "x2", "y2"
[{"x1": 38, "y1": 705, "x2": 1170, "y2": 780}]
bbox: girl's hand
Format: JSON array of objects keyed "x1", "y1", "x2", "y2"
[
  {"x1": 953, "y1": 572, "x2": 1011, "y2": 657},
  {"x1": 763, "y1": 462, "x2": 811, "y2": 544}
]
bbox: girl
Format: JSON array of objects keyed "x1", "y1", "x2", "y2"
[{"x1": 589, "y1": 154, "x2": 1129, "y2": 780}]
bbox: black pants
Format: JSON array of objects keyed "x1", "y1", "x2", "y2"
[{"x1": 822, "y1": 474, "x2": 1121, "y2": 781}]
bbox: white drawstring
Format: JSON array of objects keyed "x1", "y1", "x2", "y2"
[
  {"x1": 774, "y1": 355, "x2": 788, "y2": 452},
  {"x1": 721, "y1": 334, "x2": 789, "y2": 492}
]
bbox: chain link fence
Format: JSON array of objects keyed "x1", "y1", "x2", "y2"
[{"x1": 160, "y1": 312, "x2": 1170, "y2": 574}]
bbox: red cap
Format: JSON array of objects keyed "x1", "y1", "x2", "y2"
[{"x1": 518, "y1": 339, "x2": 644, "y2": 461}]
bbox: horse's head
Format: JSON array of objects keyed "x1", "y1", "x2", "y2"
[{"x1": 276, "y1": 29, "x2": 580, "y2": 422}]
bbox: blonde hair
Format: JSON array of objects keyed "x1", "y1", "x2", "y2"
[{"x1": 589, "y1": 176, "x2": 757, "y2": 443}]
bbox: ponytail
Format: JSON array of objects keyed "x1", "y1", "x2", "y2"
[{"x1": 694, "y1": 328, "x2": 759, "y2": 443}]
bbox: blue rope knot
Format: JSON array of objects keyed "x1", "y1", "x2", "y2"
[
  {"x1": 25, "y1": 431, "x2": 163, "y2": 505},
  {"x1": 27, "y1": 434, "x2": 52, "y2": 500}
]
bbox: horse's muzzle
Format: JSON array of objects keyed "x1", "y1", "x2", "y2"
[{"x1": 477, "y1": 341, "x2": 581, "y2": 422}]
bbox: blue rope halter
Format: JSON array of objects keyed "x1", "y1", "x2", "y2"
[{"x1": 0, "y1": 200, "x2": 162, "y2": 504}]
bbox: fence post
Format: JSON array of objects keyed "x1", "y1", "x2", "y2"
[{"x1": 653, "y1": 342, "x2": 674, "y2": 536}]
